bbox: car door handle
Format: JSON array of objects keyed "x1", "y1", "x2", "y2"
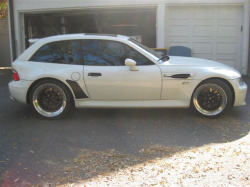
[{"x1": 88, "y1": 73, "x2": 102, "y2": 77}]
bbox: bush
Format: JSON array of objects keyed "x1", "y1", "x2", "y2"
[{"x1": 0, "y1": 0, "x2": 7, "y2": 18}]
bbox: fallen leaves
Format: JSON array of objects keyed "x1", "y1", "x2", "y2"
[
  {"x1": 49, "y1": 134, "x2": 250, "y2": 187},
  {"x1": 139, "y1": 145, "x2": 186, "y2": 157}
]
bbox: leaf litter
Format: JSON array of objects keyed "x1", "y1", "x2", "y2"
[
  {"x1": 43, "y1": 132, "x2": 250, "y2": 187},
  {"x1": 29, "y1": 116, "x2": 250, "y2": 186}
]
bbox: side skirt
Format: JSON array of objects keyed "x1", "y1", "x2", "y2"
[{"x1": 75, "y1": 100, "x2": 190, "y2": 108}]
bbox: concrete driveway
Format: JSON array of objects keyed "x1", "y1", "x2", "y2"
[{"x1": 0, "y1": 69, "x2": 249, "y2": 186}]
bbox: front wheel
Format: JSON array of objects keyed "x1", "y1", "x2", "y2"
[
  {"x1": 30, "y1": 80, "x2": 73, "y2": 119},
  {"x1": 191, "y1": 79, "x2": 233, "y2": 117}
]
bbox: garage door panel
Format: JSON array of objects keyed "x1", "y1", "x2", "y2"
[
  {"x1": 194, "y1": 7, "x2": 214, "y2": 20},
  {"x1": 217, "y1": 25, "x2": 238, "y2": 38},
  {"x1": 193, "y1": 25, "x2": 213, "y2": 37},
  {"x1": 169, "y1": 25, "x2": 189, "y2": 37},
  {"x1": 218, "y1": 7, "x2": 240, "y2": 21},
  {"x1": 217, "y1": 42, "x2": 237, "y2": 55},
  {"x1": 216, "y1": 59, "x2": 236, "y2": 68},
  {"x1": 166, "y1": 5, "x2": 242, "y2": 71},
  {"x1": 192, "y1": 54, "x2": 213, "y2": 60},
  {"x1": 169, "y1": 7, "x2": 190, "y2": 20},
  {"x1": 169, "y1": 42, "x2": 189, "y2": 48},
  {"x1": 193, "y1": 42, "x2": 213, "y2": 54}
]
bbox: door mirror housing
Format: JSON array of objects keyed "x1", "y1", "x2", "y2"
[{"x1": 125, "y1": 58, "x2": 138, "y2": 71}]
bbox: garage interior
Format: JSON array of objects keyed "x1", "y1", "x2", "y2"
[{"x1": 24, "y1": 7, "x2": 156, "y2": 49}]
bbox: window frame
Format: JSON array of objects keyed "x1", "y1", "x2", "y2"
[{"x1": 81, "y1": 39, "x2": 155, "y2": 66}]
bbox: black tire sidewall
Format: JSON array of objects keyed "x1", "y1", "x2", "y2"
[{"x1": 191, "y1": 79, "x2": 232, "y2": 117}]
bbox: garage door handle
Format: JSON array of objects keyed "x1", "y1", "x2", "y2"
[{"x1": 88, "y1": 73, "x2": 102, "y2": 77}]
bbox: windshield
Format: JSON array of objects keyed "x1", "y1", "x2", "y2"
[{"x1": 128, "y1": 38, "x2": 162, "y2": 59}]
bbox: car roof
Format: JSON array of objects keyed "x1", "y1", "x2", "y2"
[{"x1": 29, "y1": 33, "x2": 130, "y2": 44}]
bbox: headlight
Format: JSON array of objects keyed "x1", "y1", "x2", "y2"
[{"x1": 236, "y1": 77, "x2": 244, "y2": 86}]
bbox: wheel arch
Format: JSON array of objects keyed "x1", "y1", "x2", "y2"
[
  {"x1": 193, "y1": 77, "x2": 235, "y2": 106},
  {"x1": 26, "y1": 78, "x2": 75, "y2": 105}
]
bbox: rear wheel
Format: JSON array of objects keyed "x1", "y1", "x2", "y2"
[
  {"x1": 191, "y1": 79, "x2": 232, "y2": 117},
  {"x1": 30, "y1": 80, "x2": 73, "y2": 119}
]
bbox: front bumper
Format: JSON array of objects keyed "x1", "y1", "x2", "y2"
[
  {"x1": 231, "y1": 80, "x2": 247, "y2": 107},
  {"x1": 8, "y1": 80, "x2": 33, "y2": 104}
]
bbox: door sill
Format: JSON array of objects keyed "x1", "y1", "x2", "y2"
[{"x1": 75, "y1": 100, "x2": 189, "y2": 108}]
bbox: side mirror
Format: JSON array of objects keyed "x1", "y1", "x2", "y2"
[{"x1": 125, "y1": 58, "x2": 138, "y2": 71}]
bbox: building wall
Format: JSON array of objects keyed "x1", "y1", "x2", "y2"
[
  {"x1": 248, "y1": 0, "x2": 250, "y2": 75},
  {"x1": 0, "y1": 18, "x2": 11, "y2": 67},
  {"x1": 12, "y1": 0, "x2": 250, "y2": 74}
]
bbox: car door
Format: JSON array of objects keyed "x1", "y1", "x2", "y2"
[{"x1": 82, "y1": 39, "x2": 162, "y2": 101}]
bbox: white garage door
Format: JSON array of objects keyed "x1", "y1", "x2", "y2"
[{"x1": 165, "y1": 6, "x2": 243, "y2": 70}]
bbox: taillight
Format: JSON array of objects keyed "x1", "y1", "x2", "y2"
[{"x1": 12, "y1": 69, "x2": 20, "y2": 81}]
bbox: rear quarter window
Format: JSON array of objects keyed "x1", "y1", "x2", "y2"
[{"x1": 29, "y1": 40, "x2": 83, "y2": 65}]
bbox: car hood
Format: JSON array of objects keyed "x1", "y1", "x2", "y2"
[
  {"x1": 160, "y1": 56, "x2": 233, "y2": 69},
  {"x1": 158, "y1": 56, "x2": 241, "y2": 80}
]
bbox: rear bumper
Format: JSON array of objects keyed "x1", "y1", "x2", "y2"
[{"x1": 8, "y1": 80, "x2": 33, "y2": 104}]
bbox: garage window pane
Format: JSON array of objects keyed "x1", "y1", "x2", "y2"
[
  {"x1": 29, "y1": 41, "x2": 83, "y2": 65},
  {"x1": 81, "y1": 40, "x2": 127, "y2": 66}
]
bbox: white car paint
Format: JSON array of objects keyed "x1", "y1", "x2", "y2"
[
  {"x1": 84, "y1": 65, "x2": 162, "y2": 100},
  {"x1": 159, "y1": 57, "x2": 245, "y2": 102},
  {"x1": 75, "y1": 100, "x2": 190, "y2": 108},
  {"x1": 8, "y1": 34, "x2": 247, "y2": 118}
]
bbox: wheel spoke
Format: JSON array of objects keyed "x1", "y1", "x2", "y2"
[
  {"x1": 197, "y1": 87, "x2": 224, "y2": 111},
  {"x1": 33, "y1": 83, "x2": 67, "y2": 117},
  {"x1": 193, "y1": 83, "x2": 227, "y2": 116}
]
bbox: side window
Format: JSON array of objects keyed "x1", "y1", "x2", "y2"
[
  {"x1": 81, "y1": 40, "x2": 127, "y2": 66},
  {"x1": 29, "y1": 40, "x2": 83, "y2": 65},
  {"x1": 124, "y1": 45, "x2": 155, "y2": 66}
]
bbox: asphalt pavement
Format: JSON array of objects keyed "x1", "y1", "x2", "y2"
[{"x1": 0, "y1": 69, "x2": 249, "y2": 186}]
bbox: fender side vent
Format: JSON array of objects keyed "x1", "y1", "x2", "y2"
[
  {"x1": 66, "y1": 80, "x2": 89, "y2": 99},
  {"x1": 171, "y1": 74, "x2": 191, "y2": 78}
]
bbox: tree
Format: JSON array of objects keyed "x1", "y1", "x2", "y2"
[{"x1": 0, "y1": 0, "x2": 7, "y2": 18}]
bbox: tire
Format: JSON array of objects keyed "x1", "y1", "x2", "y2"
[
  {"x1": 191, "y1": 79, "x2": 232, "y2": 117},
  {"x1": 30, "y1": 79, "x2": 73, "y2": 119}
]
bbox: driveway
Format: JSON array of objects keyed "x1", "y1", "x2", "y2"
[{"x1": 0, "y1": 69, "x2": 249, "y2": 186}]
